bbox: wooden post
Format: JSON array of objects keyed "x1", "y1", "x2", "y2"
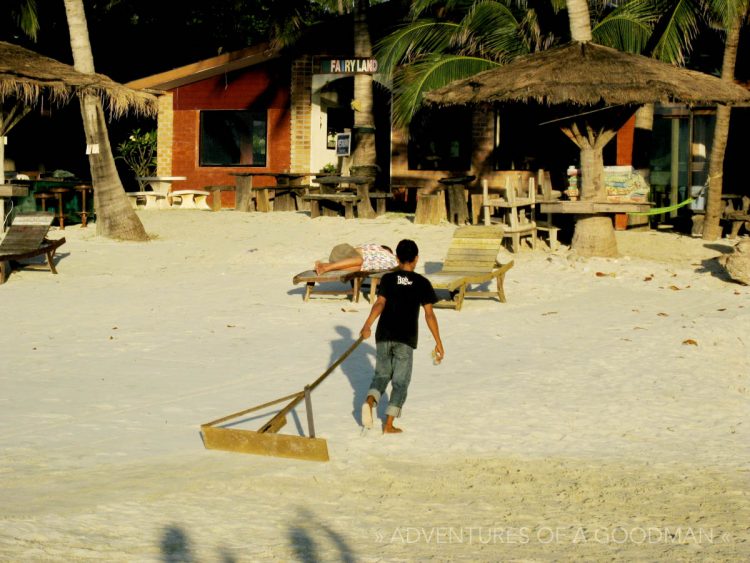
[
  {"x1": 446, "y1": 185, "x2": 469, "y2": 224},
  {"x1": 414, "y1": 193, "x2": 445, "y2": 224},
  {"x1": 304, "y1": 385, "x2": 315, "y2": 438},
  {"x1": 235, "y1": 176, "x2": 255, "y2": 212},
  {"x1": 309, "y1": 199, "x2": 320, "y2": 218}
]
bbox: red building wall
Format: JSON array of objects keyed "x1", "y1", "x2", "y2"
[{"x1": 169, "y1": 61, "x2": 291, "y2": 205}]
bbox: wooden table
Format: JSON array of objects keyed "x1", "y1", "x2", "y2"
[
  {"x1": 310, "y1": 176, "x2": 370, "y2": 218},
  {"x1": 230, "y1": 172, "x2": 312, "y2": 212},
  {"x1": 539, "y1": 200, "x2": 652, "y2": 231},
  {"x1": 437, "y1": 175, "x2": 474, "y2": 225}
]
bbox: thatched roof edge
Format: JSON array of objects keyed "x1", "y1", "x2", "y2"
[
  {"x1": 424, "y1": 42, "x2": 750, "y2": 108},
  {"x1": 0, "y1": 41, "x2": 156, "y2": 117}
]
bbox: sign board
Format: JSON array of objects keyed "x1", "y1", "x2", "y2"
[
  {"x1": 320, "y1": 58, "x2": 378, "y2": 74},
  {"x1": 335, "y1": 133, "x2": 351, "y2": 157}
]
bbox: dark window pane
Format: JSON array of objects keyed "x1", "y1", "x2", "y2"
[
  {"x1": 200, "y1": 111, "x2": 267, "y2": 167},
  {"x1": 408, "y1": 107, "x2": 471, "y2": 171}
]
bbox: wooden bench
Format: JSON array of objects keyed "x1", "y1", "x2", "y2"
[
  {"x1": 204, "y1": 185, "x2": 235, "y2": 211},
  {"x1": 170, "y1": 190, "x2": 211, "y2": 210},
  {"x1": 369, "y1": 192, "x2": 392, "y2": 216},
  {"x1": 725, "y1": 212, "x2": 750, "y2": 238},
  {"x1": 301, "y1": 193, "x2": 361, "y2": 219}
]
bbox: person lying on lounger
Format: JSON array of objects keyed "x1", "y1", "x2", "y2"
[{"x1": 314, "y1": 243, "x2": 398, "y2": 275}]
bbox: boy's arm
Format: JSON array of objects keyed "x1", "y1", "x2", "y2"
[
  {"x1": 423, "y1": 303, "x2": 444, "y2": 361},
  {"x1": 360, "y1": 295, "x2": 386, "y2": 339}
]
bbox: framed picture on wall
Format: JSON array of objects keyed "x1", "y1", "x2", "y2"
[{"x1": 336, "y1": 133, "x2": 351, "y2": 157}]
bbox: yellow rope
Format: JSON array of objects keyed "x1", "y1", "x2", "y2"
[{"x1": 628, "y1": 198, "x2": 694, "y2": 216}]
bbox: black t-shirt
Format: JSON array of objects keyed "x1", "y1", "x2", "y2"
[{"x1": 375, "y1": 269, "x2": 438, "y2": 349}]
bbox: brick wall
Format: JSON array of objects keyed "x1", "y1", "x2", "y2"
[
  {"x1": 290, "y1": 55, "x2": 313, "y2": 173},
  {"x1": 164, "y1": 61, "x2": 292, "y2": 205},
  {"x1": 156, "y1": 92, "x2": 173, "y2": 177}
]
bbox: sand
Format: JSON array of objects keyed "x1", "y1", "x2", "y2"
[{"x1": 0, "y1": 210, "x2": 748, "y2": 561}]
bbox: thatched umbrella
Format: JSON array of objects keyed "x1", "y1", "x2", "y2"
[
  {"x1": 0, "y1": 40, "x2": 156, "y2": 185},
  {"x1": 0, "y1": 40, "x2": 155, "y2": 117},
  {"x1": 424, "y1": 42, "x2": 750, "y2": 256}
]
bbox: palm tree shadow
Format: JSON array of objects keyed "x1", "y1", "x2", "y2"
[
  {"x1": 160, "y1": 525, "x2": 194, "y2": 563},
  {"x1": 288, "y1": 507, "x2": 355, "y2": 563},
  {"x1": 330, "y1": 325, "x2": 388, "y2": 426},
  {"x1": 159, "y1": 525, "x2": 237, "y2": 563}
]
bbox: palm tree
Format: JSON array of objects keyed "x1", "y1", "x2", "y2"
[
  {"x1": 0, "y1": 0, "x2": 37, "y2": 186},
  {"x1": 702, "y1": 2, "x2": 749, "y2": 240},
  {"x1": 350, "y1": 0, "x2": 378, "y2": 217},
  {"x1": 376, "y1": 0, "x2": 655, "y2": 126},
  {"x1": 63, "y1": 0, "x2": 148, "y2": 241}
]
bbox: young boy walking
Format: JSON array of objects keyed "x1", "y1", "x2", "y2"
[{"x1": 359, "y1": 239, "x2": 444, "y2": 433}]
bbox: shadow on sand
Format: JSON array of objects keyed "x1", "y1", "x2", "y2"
[
  {"x1": 288, "y1": 507, "x2": 356, "y2": 563},
  {"x1": 329, "y1": 325, "x2": 389, "y2": 427}
]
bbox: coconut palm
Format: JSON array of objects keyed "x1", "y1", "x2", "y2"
[
  {"x1": 63, "y1": 0, "x2": 148, "y2": 241},
  {"x1": 376, "y1": 0, "x2": 657, "y2": 126},
  {"x1": 702, "y1": 2, "x2": 749, "y2": 240},
  {"x1": 0, "y1": 0, "x2": 37, "y2": 186}
]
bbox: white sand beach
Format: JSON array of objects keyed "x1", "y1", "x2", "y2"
[{"x1": 1, "y1": 210, "x2": 748, "y2": 561}]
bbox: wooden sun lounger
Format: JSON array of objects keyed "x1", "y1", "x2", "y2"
[
  {"x1": 293, "y1": 268, "x2": 391, "y2": 302},
  {"x1": 0, "y1": 212, "x2": 66, "y2": 284},
  {"x1": 425, "y1": 225, "x2": 513, "y2": 311}
]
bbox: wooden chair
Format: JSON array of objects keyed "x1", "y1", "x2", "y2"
[
  {"x1": 424, "y1": 225, "x2": 514, "y2": 311},
  {"x1": 531, "y1": 171, "x2": 560, "y2": 250},
  {"x1": 482, "y1": 177, "x2": 537, "y2": 252},
  {"x1": 0, "y1": 212, "x2": 66, "y2": 284}
]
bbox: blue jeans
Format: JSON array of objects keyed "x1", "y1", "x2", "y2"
[{"x1": 367, "y1": 340, "x2": 414, "y2": 418}]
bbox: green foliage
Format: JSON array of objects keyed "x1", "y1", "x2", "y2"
[
  {"x1": 320, "y1": 163, "x2": 338, "y2": 173},
  {"x1": 116, "y1": 129, "x2": 156, "y2": 181},
  {"x1": 376, "y1": 0, "x2": 665, "y2": 125}
]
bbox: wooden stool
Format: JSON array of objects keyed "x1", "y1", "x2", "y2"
[
  {"x1": 414, "y1": 192, "x2": 447, "y2": 224},
  {"x1": 34, "y1": 192, "x2": 53, "y2": 213},
  {"x1": 74, "y1": 184, "x2": 93, "y2": 227},
  {"x1": 49, "y1": 187, "x2": 70, "y2": 229}
]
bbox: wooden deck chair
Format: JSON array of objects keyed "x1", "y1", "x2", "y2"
[
  {"x1": 293, "y1": 268, "x2": 390, "y2": 302},
  {"x1": 482, "y1": 177, "x2": 537, "y2": 252},
  {"x1": 425, "y1": 225, "x2": 514, "y2": 311},
  {"x1": 0, "y1": 212, "x2": 66, "y2": 284}
]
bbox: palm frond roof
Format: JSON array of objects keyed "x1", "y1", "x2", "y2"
[
  {"x1": 0, "y1": 40, "x2": 156, "y2": 116},
  {"x1": 425, "y1": 42, "x2": 750, "y2": 107}
]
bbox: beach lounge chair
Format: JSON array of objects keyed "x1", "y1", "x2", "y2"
[
  {"x1": 0, "y1": 212, "x2": 66, "y2": 284},
  {"x1": 425, "y1": 225, "x2": 513, "y2": 311},
  {"x1": 292, "y1": 267, "x2": 392, "y2": 303}
]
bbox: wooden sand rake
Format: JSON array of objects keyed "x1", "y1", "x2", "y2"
[{"x1": 200, "y1": 337, "x2": 363, "y2": 462}]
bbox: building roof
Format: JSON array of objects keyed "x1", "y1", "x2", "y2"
[{"x1": 125, "y1": 43, "x2": 280, "y2": 91}]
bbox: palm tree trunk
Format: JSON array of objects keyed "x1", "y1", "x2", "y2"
[
  {"x1": 702, "y1": 12, "x2": 743, "y2": 241},
  {"x1": 566, "y1": 0, "x2": 593, "y2": 42},
  {"x1": 351, "y1": 0, "x2": 376, "y2": 218},
  {"x1": 63, "y1": 0, "x2": 148, "y2": 241},
  {"x1": 564, "y1": 0, "x2": 619, "y2": 257}
]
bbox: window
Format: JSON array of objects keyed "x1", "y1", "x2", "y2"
[
  {"x1": 408, "y1": 107, "x2": 471, "y2": 170},
  {"x1": 199, "y1": 110, "x2": 267, "y2": 167}
]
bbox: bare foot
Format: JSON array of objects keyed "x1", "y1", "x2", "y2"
[
  {"x1": 361, "y1": 401, "x2": 373, "y2": 429},
  {"x1": 383, "y1": 425, "x2": 403, "y2": 434}
]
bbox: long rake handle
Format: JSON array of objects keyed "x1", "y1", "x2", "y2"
[
  {"x1": 260, "y1": 336, "x2": 364, "y2": 433},
  {"x1": 202, "y1": 391, "x2": 303, "y2": 428}
]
